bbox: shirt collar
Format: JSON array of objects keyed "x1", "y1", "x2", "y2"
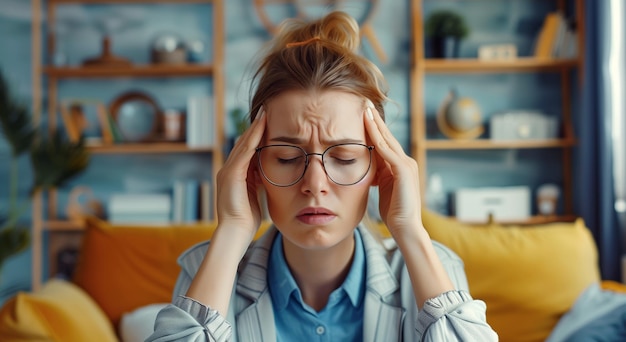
[{"x1": 267, "y1": 229, "x2": 366, "y2": 310}]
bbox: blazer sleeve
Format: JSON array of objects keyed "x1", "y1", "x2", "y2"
[{"x1": 413, "y1": 241, "x2": 499, "y2": 341}]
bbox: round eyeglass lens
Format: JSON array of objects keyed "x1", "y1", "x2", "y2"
[
  {"x1": 257, "y1": 145, "x2": 307, "y2": 186},
  {"x1": 323, "y1": 144, "x2": 372, "y2": 185}
]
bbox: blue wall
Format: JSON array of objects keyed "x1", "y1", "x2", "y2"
[{"x1": 0, "y1": 0, "x2": 569, "y2": 302}]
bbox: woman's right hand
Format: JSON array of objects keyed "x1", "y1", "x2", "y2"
[{"x1": 214, "y1": 106, "x2": 266, "y2": 240}]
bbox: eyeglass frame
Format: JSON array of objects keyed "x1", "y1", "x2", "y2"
[{"x1": 255, "y1": 143, "x2": 375, "y2": 187}]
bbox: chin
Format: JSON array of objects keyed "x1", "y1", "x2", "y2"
[{"x1": 276, "y1": 220, "x2": 354, "y2": 251}]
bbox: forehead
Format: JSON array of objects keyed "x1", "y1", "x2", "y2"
[{"x1": 264, "y1": 90, "x2": 365, "y2": 143}]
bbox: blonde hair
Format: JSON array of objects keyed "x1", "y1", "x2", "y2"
[{"x1": 248, "y1": 11, "x2": 389, "y2": 122}]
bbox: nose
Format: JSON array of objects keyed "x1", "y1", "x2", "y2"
[{"x1": 300, "y1": 153, "x2": 329, "y2": 194}]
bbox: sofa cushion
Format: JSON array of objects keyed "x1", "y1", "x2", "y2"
[
  {"x1": 421, "y1": 210, "x2": 601, "y2": 342},
  {"x1": 72, "y1": 217, "x2": 217, "y2": 329},
  {"x1": 0, "y1": 278, "x2": 117, "y2": 342}
]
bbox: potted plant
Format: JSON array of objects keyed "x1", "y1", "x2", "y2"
[
  {"x1": 424, "y1": 9, "x2": 469, "y2": 58},
  {"x1": 0, "y1": 68, "x2": 90, "y2": 275}
]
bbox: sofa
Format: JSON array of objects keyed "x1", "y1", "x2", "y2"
[{"x1": 0, "y1": 211, "x2": 624, "y2": 342}]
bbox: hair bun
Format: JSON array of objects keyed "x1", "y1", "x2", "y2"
[{"x1": 276, "y1": 11, "x2": 360, "y2": 53}]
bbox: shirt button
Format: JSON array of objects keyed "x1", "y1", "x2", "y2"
[{"x1": 316, "y1": 326, "x2": 325, "y2": 335}]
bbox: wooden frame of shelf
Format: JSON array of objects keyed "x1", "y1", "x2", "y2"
[
  {"x1": 461, "y1": 214, "x2": 578, "y2": 226},
  {"x1": 424, "y1": 58, "x2": 579, "y2": 73},
  {"x1": 410, "y1": 0, "x2": 584, "y2": 224},
  {"x1": 44, "y1": 64, "x2": 214, "y2": 78},
  {"x1": 31, "y1": 0, "x2": 225, "y2": 291},
  {"x1": 424, "y1": 138, "x2": 576, "y2": 150},
  {"x1": 86, "y1": 142, "x2": 217, "y2": 154},
  {"x1": 50, "y1": 0, "x2": 213, "y2": 3}
]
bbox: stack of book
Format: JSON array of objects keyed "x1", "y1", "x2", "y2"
[
  {"x1": 534, "y1": 12, "x2": 578, "y2": 59},
  {"x1": 108, "y1": 193, "x2": 172, "y2": 224},
  {"x1": 171, "y1": 178, "x2": 213, "y2": 223}
]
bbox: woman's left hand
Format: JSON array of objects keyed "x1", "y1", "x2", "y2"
[{"x1": 363, "y1": 100, "x2": 423, "y2": 237}]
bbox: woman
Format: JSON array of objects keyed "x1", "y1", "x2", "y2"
[{"x1": 148, "y1": 11, "x2": 497, "y2": 341}]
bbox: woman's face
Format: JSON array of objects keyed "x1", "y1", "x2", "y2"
[{"x1": 260, "y1": 90, "x2": 376, "y2": 251}]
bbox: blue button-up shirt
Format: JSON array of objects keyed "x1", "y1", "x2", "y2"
[{"x1": 268, "y1": 230, "x2": 366, "y2": 342}]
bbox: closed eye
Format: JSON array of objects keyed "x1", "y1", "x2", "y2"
[
  {"x1": 278, "y1": 156, "x2": 304, "y2": 165},
  {"x1": 330, "y1": 157, "x2": 357, "y2": 165}
]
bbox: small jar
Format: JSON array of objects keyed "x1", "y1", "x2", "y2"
[{"x1": 163, "y1": 109, "x2": 185, "y2": 141}]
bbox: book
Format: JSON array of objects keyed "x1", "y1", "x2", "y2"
[
  {"x1": 171, "y1": 180, "x2": 186, "y2": 223},
  {"x1": 534, "y1": 12, "x2": 561, "y2": 59},
  {"x1": 186, "y1": 95, "x2": 215, "y2": 148},
  {"x1": 96, "y1": 103, "x2": 114, "y2": 145},
  {"x1": 59, "y1": 101, "x2": 81, "y2": 142},
  {"x1": 183, "y1": 179, "x2": 200, "y2": 222}
]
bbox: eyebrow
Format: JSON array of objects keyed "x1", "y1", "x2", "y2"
[{"x1": 269, "y1": 136, "x2": 365, "y2": 145}]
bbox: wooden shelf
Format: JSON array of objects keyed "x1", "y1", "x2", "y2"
[
  {"x1": 45, "y1": 220, "x2": 85, "y2": 231},
  {"x1": 423, "y1": 138, "x2": 576, "y2": 150},
  {"x1": 50, "y1": 0, "x2": 212, "y2": 4},
  {"x1": 423, "y1": 57, "x2": 578, "y2": 73},
  {"x1": 457, "y1": 214, "x2": 578, "y2": 226},
  {"x1": 86, "y1": 142, "x2": 216, "y2": 154},
  {"x1": 44, "y1": 64, "x2": 214, "y2": 79},
  {"x1": 43, "y1": 219, "x2": 219, "y2": 231}
]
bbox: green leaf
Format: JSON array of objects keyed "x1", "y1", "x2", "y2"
[
  {"x1": 0, "y1": 225, "x2": 30, "y2": 268},
  {"x1": 0, "y1": 69, "x2": 36, "y2": 157},
  {"x1": 30, "y1": 131, "x2": 90, "y2": 192}
]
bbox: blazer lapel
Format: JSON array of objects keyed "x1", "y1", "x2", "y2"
[
  {"x1": 359, "y1": 227, "x2": 406, "y2": 342},
  {"x1": 236, "y1": 293, "x2": 276, "y2": 342},
  {"x1": 235, "y1": 227, "x2": 279, "y2": 342},
  {"x1": 363, "y1": 293, "x2": 406, "y2": 342}
]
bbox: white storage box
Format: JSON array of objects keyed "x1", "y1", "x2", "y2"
[
  {"x1": 490, "y1": 111, "x2": 558, "y2": 140},
  {"x1": 454, "y1": 186, "x2": 531, "y2": 223}
]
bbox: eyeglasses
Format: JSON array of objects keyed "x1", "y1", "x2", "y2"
[{"x1": 256, "y1": 143, "x2": 374, "y2": 187}]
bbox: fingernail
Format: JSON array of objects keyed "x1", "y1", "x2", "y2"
[
  {"x1": 255, "y1": 106, "x2": 264, "y2": 120},
  {"x1": 366, "y1": 99, "x2": 375, "y2": 109},
  {"x1": 366, "y1": 107, "x2": 374, "y2": 120}
]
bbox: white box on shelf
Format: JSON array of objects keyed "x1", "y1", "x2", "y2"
[
  {"x1": 490, "y1": 110, "x2": 558, "y2": 140},
  {"x1": 454, "y1": 186, "x2": 531, "y2": 223},
  {"x1": 478, "y1": 44, "x2": 518, "y2": 60}
]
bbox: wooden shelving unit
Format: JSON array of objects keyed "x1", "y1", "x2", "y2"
[
  {"x1": 411, "y1": 0, "x2": 584, "y2": 224},
  {"x1": 30, "y1": 0, "x2": 225, "y2": 290}
]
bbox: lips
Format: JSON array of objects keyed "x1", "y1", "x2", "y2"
[{"x1": 296, "y1": 207, "x2": 336, "y2": 225}]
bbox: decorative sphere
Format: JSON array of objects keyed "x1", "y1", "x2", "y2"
[{"x1": 445, "y1": 97, "x2": 482, "y2": 132}]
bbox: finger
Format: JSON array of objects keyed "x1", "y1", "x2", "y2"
[
  {"x1": 365, "y1": 101, "x2": 406, "y2": 156},
  {"x1": 364, "y1": 104, "x2": 404, "y2": 166},
  {"x1": 223, "y1": 107, "x2": 266, "y2": 170}
]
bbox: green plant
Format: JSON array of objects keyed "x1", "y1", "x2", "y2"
[
  {"x1": 424, "y1": 10, "x2": 469, "y2": 40},
  {"x1": 0, "y1": 68, "x2": 90, "y2": 274},
  {"x1": 230, "y1": 107, "x2": 249, "y2": 137}
]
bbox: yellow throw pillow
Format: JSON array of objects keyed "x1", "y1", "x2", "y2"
[
  {"x1": 0, "y1": 279, "x2": 117, "y2": 342},
  {"x1": 421, "y1": 209, "x2": 601, "y2": 342}
]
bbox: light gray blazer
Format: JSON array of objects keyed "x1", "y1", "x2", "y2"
[{"x1": 147, "y1": 226, "x2": 498, "y2": 342}]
